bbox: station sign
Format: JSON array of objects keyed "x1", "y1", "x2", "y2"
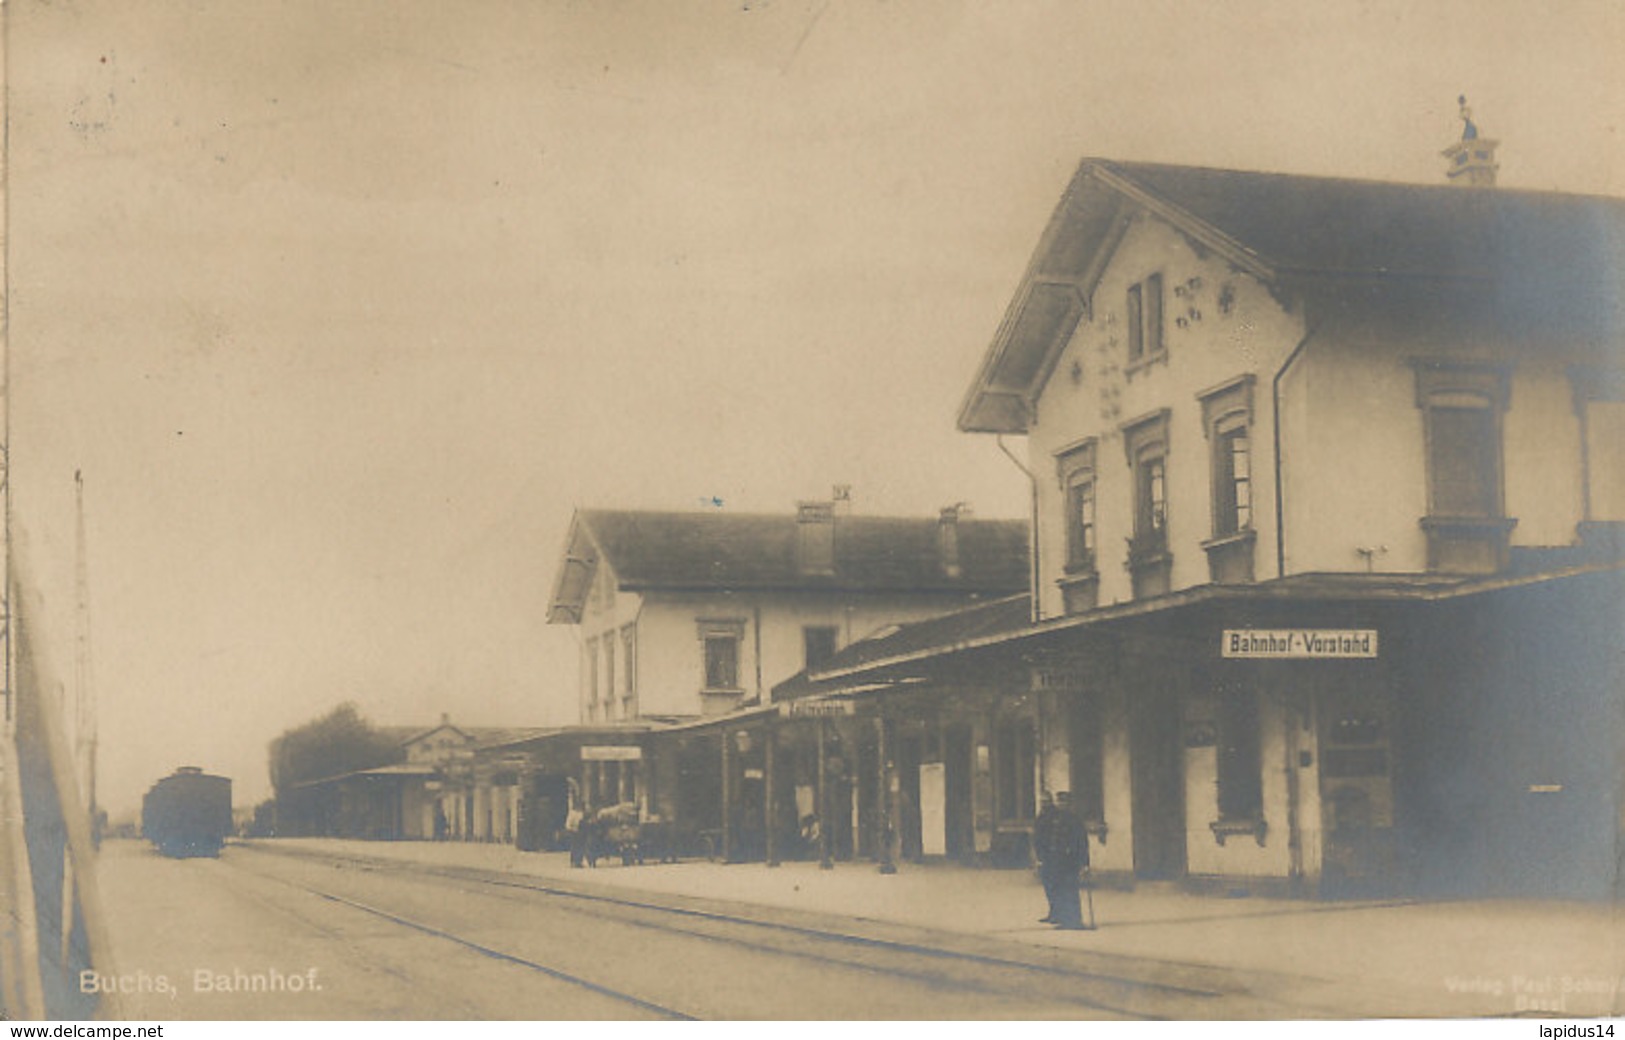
[
  {"x1": 779, "y1": 698, "x2": 856, "y2": 718},
  {"x1": 1221, "y1": 629, "x2": 1378, "y2": 659},
  {"x1": 580, "y1": 745, "x2": 643, "y2": 761},
  {"x1": 1029, "y1": 666, "x2": 1086, "y2": 691}
]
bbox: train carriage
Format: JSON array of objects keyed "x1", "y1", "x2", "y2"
[{"x1": 142, "y1": 767, "x2": 233, "y2": 858}]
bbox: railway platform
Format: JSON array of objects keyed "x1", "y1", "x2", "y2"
[{"x1": 245, "y1": 838, "x2": 1624, "y2": 1019}]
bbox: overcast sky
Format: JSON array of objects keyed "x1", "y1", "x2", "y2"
[{"x1": 9, "y1": 0, "x2": 1624, "y2": 815}]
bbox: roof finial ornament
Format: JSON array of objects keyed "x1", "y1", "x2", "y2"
[{"x1": 1442, "y1": 95, "x2": 1497, "y2": 186}]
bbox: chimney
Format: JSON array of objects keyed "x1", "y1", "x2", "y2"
[
  {"x1": 1441, "y1": 95, "x2": 1498, "y2": 187},
  {"x1": 796, "y1": 501, "x2": 836, "y2": 575},
  {"x1": 831, "y1": 484, "x2": 853, "y2": 517},
  {"x1": 440, "y1": 712, "x2": 450, "y2": 726},
  {"x1": 939, "y1": 503, "x2": 970, "y2": 578}
]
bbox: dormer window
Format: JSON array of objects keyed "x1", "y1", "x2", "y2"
[{"x1": 1126, "y1": 273, "x2": 1165, "y2": 368}]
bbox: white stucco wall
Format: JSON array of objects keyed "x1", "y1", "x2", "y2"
[
  {"x1": 1025, "y1": 211, "x2": 1598, "y2": 592},
  {"x1": 1283, "y1": 327, "x2": 1590, "y2": 574},
  {"x1": 570, "y1": 587, "x2": 1017, "y2": 721},
  {"x1": 1026, "y1": 214, "x2": 1304, "y2": 617},
  {"x1": 573, "y1": 557, "x2": 651, "y2": 723},
  {"x1": 1278, "y1": 335, "x2": 1430, "y2": 574},
  {"x1": 1504, "y1": 362, "x2": 1587, "y2": 545}
]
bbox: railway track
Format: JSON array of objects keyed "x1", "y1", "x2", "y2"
[
  {"x1": 230, "y1": 843, "x2": 1281, "y2": 1019},
  {"x1": 263, "y1": 877, "x2": 697, "y2": 1020},
  {"x1": 191, "y1": 856, "x2": 487, "y2": 1018},
  {"x1": 204, "y1": 855, "x2": 693, "y2": 1020}
]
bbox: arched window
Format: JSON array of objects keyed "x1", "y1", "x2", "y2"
[
  {"x1": 1199, "y1": 374, "x2": 1258, "y2": 583},
  {"x1": 1122, "y1": 409, "x2": 1172, "y2": 598},
  {"x1": 1054, "y1": 439, "x2": 1101, "y2": 614}
]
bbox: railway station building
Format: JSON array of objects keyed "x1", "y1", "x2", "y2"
[
  {"x1": 529, "y1": 501, "x2": 1029, "y2": 854},
  {"x1": 279, "y1": 717, "x2": 542, "y2": 842},
  {"x1": 777, "y1": 149, "x2": 1625, "y2": 898}
]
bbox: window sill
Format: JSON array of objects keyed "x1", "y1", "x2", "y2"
[
  {"x1": 1210, "y1": 816, "x2": 1268, "y2": 847},
  {"x1": 1126, "y1": 549, "x2": 1173, "y2": 599},
  {"x1": 1420, "y1": 516, "x2": 1517, "y2": 574},
  {"x1": 1200, "y1": 529, "x2": 1257, "y2": 552},
  {"x1": 1419, "y1": 515, "x2": 1518, "y2": 533},
  {"x1": 1125, "y1": 548, "x2": 1171, "y2": 569},
  {"x1": 1124, "y1": 351, "x2": 1169, "y2": 380},
  {"x1": 1056, "y1": 570, "x2": 1100, "y2": 615},
  {"x1": 1202, "y1": 529, "x2": 1257, "y2": 584},
  {"x1": 1577, "y1": 521, "x2": 1625, "y2": 560},
  {"x1": 1061, "y1": 559, "x2": 1098, "y2": 578}
]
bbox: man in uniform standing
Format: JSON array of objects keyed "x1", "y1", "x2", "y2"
[{"x1": 1034, "y1": 790, "x2": 1090, "y2": 930}]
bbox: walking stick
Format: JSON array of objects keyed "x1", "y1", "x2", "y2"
[{"x1": 1083, "y1": 868, "x2": 1096, "y2": 930}]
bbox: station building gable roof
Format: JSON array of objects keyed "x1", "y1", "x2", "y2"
[
  {"x1": 961, "y1": 158, "x2": 1625, "y2": 433},
  {"x1": 547, "y1": 508, "x2": 1029, "y2": 623}
]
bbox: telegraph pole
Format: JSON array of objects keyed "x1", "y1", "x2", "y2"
[
  {"x1": 74, "y1": 471, "x2": 97, "y2": 835},
  {"x1": 816, "y1": 720, "x2": 832, "y2": 870}
]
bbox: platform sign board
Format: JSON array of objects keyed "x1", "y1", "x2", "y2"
[
  {"x1": 1221, "y1": 629, "x2": 1378, "y2": 659},
  {"x1": 580, "y1": 745, "x2": 643, "y2": 761},
  {"x1": 919, "y1": 762, "x2": 947, "y2": 857},
  {"x1": 1029, "y1": 667, "x2": 1086, "y2": 691},
  {"x1": 779, "y1": 698, "x2": 857, "y2": 718}
]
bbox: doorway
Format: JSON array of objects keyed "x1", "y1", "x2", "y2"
[{"x1": 1131, "y1": 683, "x2": 1186, "y2": 879}]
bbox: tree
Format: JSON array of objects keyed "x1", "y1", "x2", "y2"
[
  {"x1": 244, "y1": 798, "x2": 278, "y2": 838},
  {"x1": 267, "y1": 702, "x2": 402, "y2": 795}
]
